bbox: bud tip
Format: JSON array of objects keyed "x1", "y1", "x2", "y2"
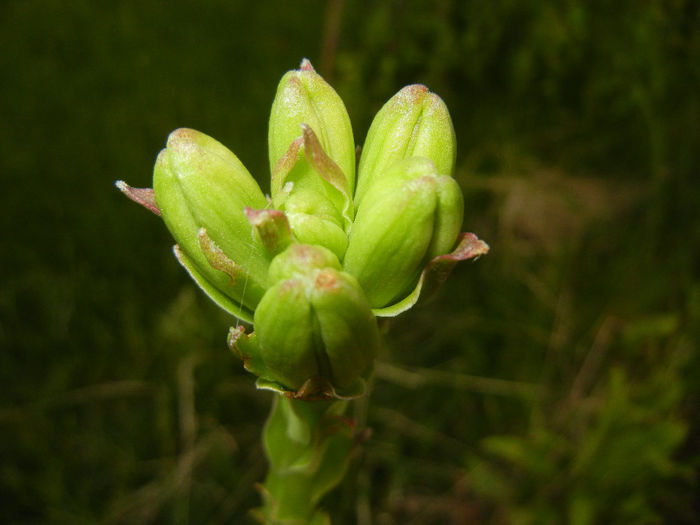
[{"x1": 299, "y1": 58, "x2": 315, "y2": 72}]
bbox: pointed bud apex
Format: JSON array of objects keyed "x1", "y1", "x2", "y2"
[{"x1": 355, "y1": 85, "x2": 456, "y2": 208}]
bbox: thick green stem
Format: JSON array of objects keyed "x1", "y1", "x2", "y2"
[{"x1": 255, "y1": 395, "x2": 355, "y2": 524}]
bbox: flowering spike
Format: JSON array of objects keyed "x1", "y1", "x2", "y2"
[{"x1": 118, "y1": 61, "x2": 490, "y2": 525}]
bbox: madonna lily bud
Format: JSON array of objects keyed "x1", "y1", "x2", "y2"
[
  {"x1": 267, "y1": 243, "x2": 341, "y2": 284},
  {"x1": 269, "y1": 59, "x2": 355, "y2": 192},
  {"x1": 270, "y1": 125, "x2": 353, "y2": 259},
  {"x1": 153, "y1": 128, "x2": 270, "y2": 321},
  {"x1": 354, "y1": 85, "x2": 456, "y2": 209},
  {"x1": 343, "y1": 157, "x2": 463, "y2": 309},
  {"x1": 230, "y1": 244, "x2": 379, "y2": 400}
]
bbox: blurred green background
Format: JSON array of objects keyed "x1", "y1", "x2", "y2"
[{"x1": 2, "y1": 0, "x2": 699, "y2": 523}]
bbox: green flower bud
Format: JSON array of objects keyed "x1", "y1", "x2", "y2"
[
  {"x1": 269, "y1": 59, "x2": 355, "y2": 192},
  {"x1": 230, "y1": 244, "x2": 379, "y2": 400},
  {"x1": 343, "y1": 157, "x2": 463, "y2": 309},
  {"x1": 267, "y1": 243, "x2": 341, "y2": 284},
  {"x1": 355, "y1": 85, "x2": 456, "y2": 209},
  {"x1": 153, "y1": 128, "x2": 270, "y2": 321},
  {"x1": 270, "y1": 125, "x2": 352, "y2": 260}
]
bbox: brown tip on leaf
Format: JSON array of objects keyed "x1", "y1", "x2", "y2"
[
  {"x1": 227, "y1": 325, "x2": 245, "y2": 350},
  {"x1": 227, "y1": 326, "x2": 257, "y2": 372},
  {"x1": 375, "y1": 233, "x2": 489, "y2": 317},
  {"x1": 299, "y1": 58, "x2": 315, "y2": 72},
  {"x1": 422, "y1": 233, "x2": 490, "y2": 290},
  {"x1": 301, "y1": 124, "x2": 349, "y2": 194},
  {"x1": 450, "y1": 232, "x2": 491, "y2": 261},
  {"x1": 271, "y1": 136, "x2": 303, "y2": 194},
  {"x1": 115, "y1": 180, "x2": 161, "y2": 216},
  {"x1": 226, "y1": 325, "x2": 251, "y2": 362},
  {"x1": 286, "y1": 376, "x2": 338, "y2": 401}
]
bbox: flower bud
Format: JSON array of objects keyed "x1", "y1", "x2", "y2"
[
  {"x1": 354, "y1": 85, "x2": 456, "y2": 209},
  {"x1": 267, "y1": 243, "x2": 341, "y2": 284},
  {"x1": 153, "y1": 128, "x2": 269, "y2": 320},
  {"x1": 269, "y1": 59, "x2": 355, "y2": 192},
  {"x1": 343, "y1": 157, "x2": 463, "y2": 309},
  {"x1": 270, "y1": 125, "x2": 352, "y2": 259},
  {"x1": 230, "y1": 244, "x2": 379, "y2": 400}
]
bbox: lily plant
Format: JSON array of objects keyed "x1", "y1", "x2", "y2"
[{"x1": 117, "y1": 59, "x2": 488, "y2": 524}]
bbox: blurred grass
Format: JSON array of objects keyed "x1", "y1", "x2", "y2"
[{"x1": 1, "y1": 0, "x2": 699, "y2": 524}]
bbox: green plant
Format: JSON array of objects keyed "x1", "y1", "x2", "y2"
[{"x1": 117, "y1": 59, "x2": 487, "y2": 523}]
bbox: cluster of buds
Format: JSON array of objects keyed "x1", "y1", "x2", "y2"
[{"x1": 117, "y1": 59, "x2": 488, "y2": 400}]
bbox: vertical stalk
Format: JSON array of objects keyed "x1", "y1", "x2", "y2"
[{"x1": 254, "y1": 395, "x2": 355, "y2": 525}]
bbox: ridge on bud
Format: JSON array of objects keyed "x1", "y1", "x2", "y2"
[
  {"x1": 152, "y1": 128, "x2": 270, "y2": 321},
  {"x1": 354, "y1": 85, "x2": 456, "y2": 210},
  {"x1": 230, "y1": 244, "x2": 379, "y2": 400}
]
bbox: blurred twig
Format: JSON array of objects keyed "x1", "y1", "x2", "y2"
[
  {"x1": 0, "y1": 380, "x2": 153, "y2": 422},
  {"x1": 103, "y1": 432, "x2": 221, "y2": 524},
  {"x1": 375, "y1": 361, "x2": 541, "y2": 399},
  {"x1": 175, "y1": 354, "x2": 200, "y2": 525},
  {"x1": 568, "y1": 315, "x2": 619, "y2": 404},
  {"x1": 373, "y1": 405, "x2": 469, "y2": 450}
]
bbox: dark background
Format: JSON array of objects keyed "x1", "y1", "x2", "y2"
[{"x1": 2, "y1": 1, "x2": 699, "y2": 523}]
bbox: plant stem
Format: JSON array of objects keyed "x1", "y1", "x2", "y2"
[{"x1": 255, "y1": 395, "x2": 355, "y2": 524}]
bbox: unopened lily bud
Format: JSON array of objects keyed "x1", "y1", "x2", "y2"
[
  {"x1": 354, "y1": 85, "x2": 456, "y2": 208},
  {"x1": 267, "y1": 243, "x2": 341, "y2": 284},
  {"x1": 231, "y1": 244, "x2": 379, "y2": 400},
  {"x1": 270, "y1": 125, "x2": 353, "y2": 259},
  {"x1": 269, "y1": 59, "x2": 355, "y2": 191},
  {"x1": 277, "y1": 186, "x2": 348, "y2": 259},
  {"x1": 343, "y1": 157, "x2": 463, "y2": 309},
  {"x1": 153, "y1": 128, "x2": 269, "y2": 320}
]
